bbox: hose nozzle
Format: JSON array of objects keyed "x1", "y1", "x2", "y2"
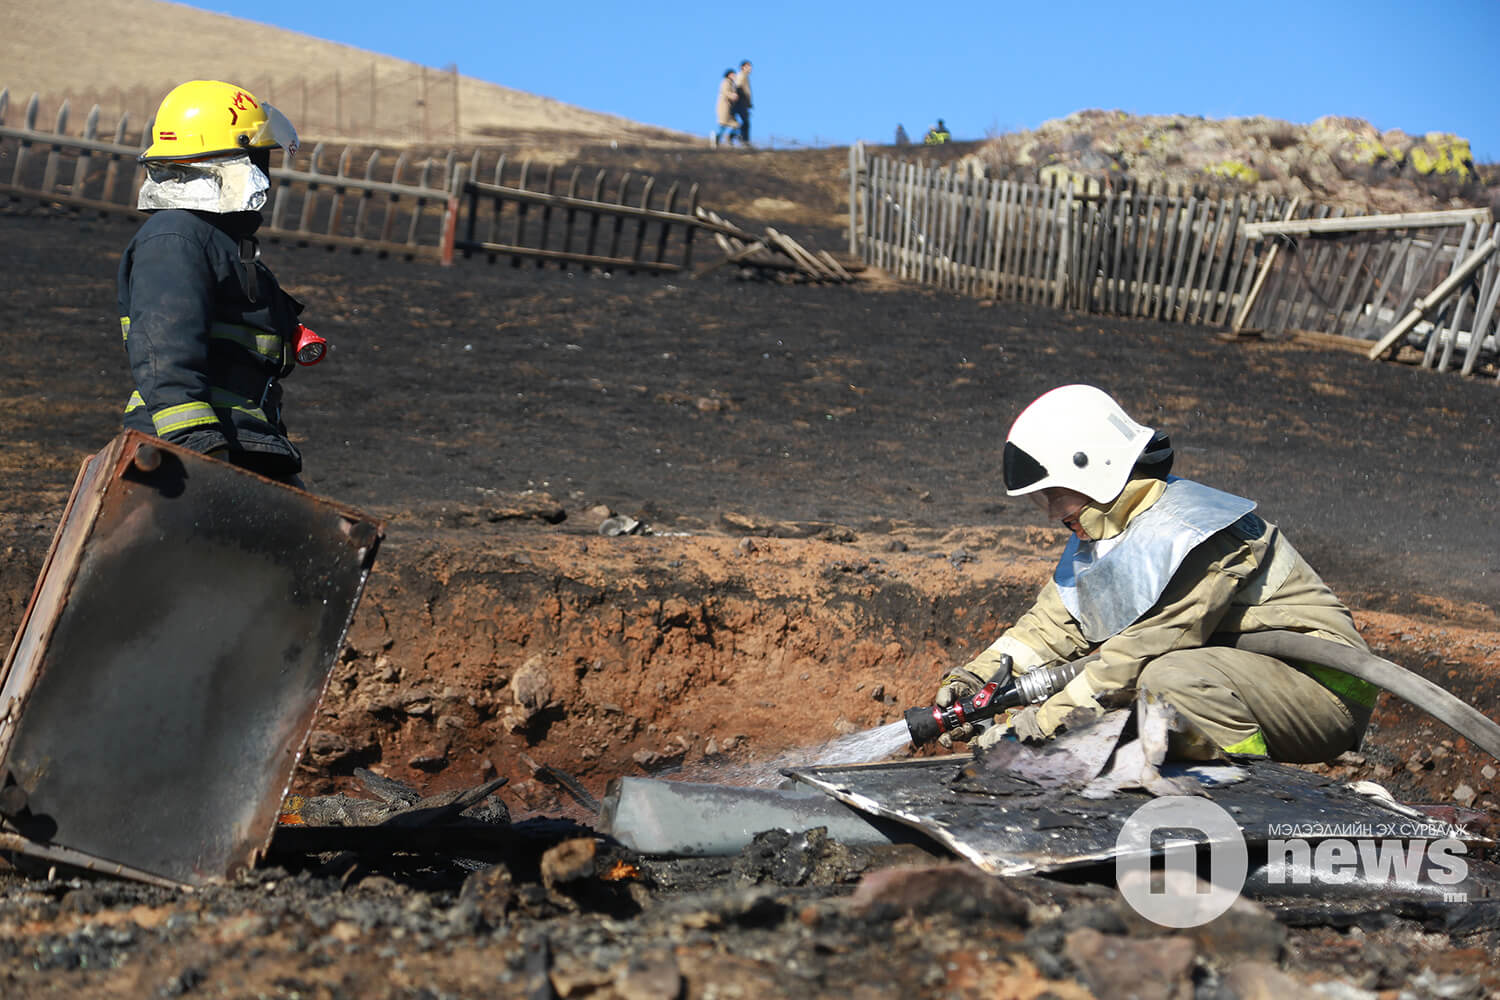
[{"x1": 904, "y1": 659, "x2": 1087, "y2": 747}]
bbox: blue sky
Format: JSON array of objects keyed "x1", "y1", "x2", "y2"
[{"x1": 177, "y1": 0, "x2": 1500, "y2": 161}]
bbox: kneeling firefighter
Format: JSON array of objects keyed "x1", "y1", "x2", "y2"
[
  {"x1": 930, "y1": 384, "x2": 1377, "y2": 762},
  {"x1": 119, "y1": 79, "x2": 325, "y2": 487}
]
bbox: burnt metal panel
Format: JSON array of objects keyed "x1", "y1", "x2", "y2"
[
  {"x1": 0, "y1": 431, "x2": 382, "y2": 887},
  {"x1": 598, "y1": 777, "x2": 912, "y2": 856},
  {"x1": 784, "y1": 756, "x2": 1474, "y2": 878}
]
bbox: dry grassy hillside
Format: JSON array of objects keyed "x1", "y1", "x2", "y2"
[{"x1": 3, "y1": 0, "x2": 694, "y2": 146}]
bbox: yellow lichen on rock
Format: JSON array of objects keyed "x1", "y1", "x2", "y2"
[
  {"x1": 1408, "y1": 134, "x2": 1473, "y2": 177},
  {"x1": 1351, "y1": 139, "x2": 1395, "y2": 166},
  {"x1": 1203, "y1": 160, "x2": 1259, "y2": 184}
]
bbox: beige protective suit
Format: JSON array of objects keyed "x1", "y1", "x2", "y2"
[{"x1": 961, "y1": 477, "x2": 1375, "y2": 761}]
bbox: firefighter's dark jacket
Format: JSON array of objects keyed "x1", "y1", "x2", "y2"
[{"x1": 118, "y1": 208, "x2": 304, "y2": 475}]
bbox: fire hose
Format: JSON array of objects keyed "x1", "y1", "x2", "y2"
[{"x1": 904, "y1": 630, "x2": 1500, "y2": 763}]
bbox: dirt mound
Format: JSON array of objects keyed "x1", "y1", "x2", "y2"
[{"x1": 971, "y1": 109, "x2": 1499, "y2": 215}]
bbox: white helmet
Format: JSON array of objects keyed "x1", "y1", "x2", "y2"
[{"x1": 1002, "y1": 385, "x2": 1156, "y2": 504}]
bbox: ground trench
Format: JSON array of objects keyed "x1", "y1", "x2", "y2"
[
  {"x1": 299, "y1": 530, "x2": 1043, "y2": 816},
  {"x1": 286, "y1": 524, "x2": 1500, "y2": 836}
]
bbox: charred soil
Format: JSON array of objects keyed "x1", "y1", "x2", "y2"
[{"x1": 3, "y1": 147, "x2": 1500, "y2": 998}]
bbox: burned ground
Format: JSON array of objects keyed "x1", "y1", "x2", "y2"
[{"x1": 2, "y1": 151, "x2": 1500, "y2": 1000}]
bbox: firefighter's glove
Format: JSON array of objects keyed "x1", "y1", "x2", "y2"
[
  {"x1": 972, "y1": 705, "x2": 1048, "y2": 750},
  {"x1": 933, "y1": 655, "x2": 1013, "y2": 749},
  {"x1": 933, "y1": 667, "x2": 985, "y2": 748},
  {"x1": 1009, "y1": 705, "x2": 1049, "y2": 744}
]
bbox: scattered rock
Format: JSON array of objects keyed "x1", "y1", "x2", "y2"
[
  {"x1": 733, "y1": 828, "x2": 858, "y2": 889},
  {"x1": 1063, "y1": 927, "x2": 1195, "y2": 1000},
  {"x1": 1220, "y1": 960, "x2": 1315, "y2": 1000},
  {"x1": 1175, "y1": 895, "x2": 1285, "y2": 964},
  {"x1": 303, "y1": 729, "x2": 368, "y2": 769},
  {"x1": 407, "y1": 746, "x2": 448, "y2": 771},
  {"x1": 485, "y1": 493, "x2": 567, "y2": 524},
  {"x1": 540, "y1": 838, "x2": 597, "y2": 890},
  {"x1": 402, "y1": 695, "x2": 435, "y2": 717},
  {"x1": 845, "y1": 863, "x2": 1029, "y2": 923},
  {"x1": 613, "y1": 950, "x2": 682, "y2": 1000},
  {"x1": 511, "y1": 656, "x2": 554, "y2": 714},
  {"x1": 455, "y1": 863, "x2": 516, "y2": 931},
  {"x1": 600, "y1": 515, "x2": 642, "y2": 537}
]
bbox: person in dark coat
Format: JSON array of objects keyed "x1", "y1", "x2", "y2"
[
  {"x1": 733, "y1": 60, "x2": 753, "y2": 146},
  {"x1": 119, "y1": 79, "x2": 313, "y2": 487}
]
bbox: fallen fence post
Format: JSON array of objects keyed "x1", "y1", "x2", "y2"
[{"x1": 1367, "y1": 235, "x2": 1499, "y2": 359}]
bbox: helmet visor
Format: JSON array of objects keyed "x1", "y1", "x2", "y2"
[
  {"x1": 1002, "y1": 441, "x2": 1047, "y2": 494},
  {"x1": 246, "y1": 104, "x2": 299, "y2": 156}
]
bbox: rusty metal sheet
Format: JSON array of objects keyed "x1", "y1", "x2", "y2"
[
  {"x1": 0, "y1": 431, "x2": 382, "y2": 887},
  {"x1": 783, "y1": 756, "x2": 1467, "y2": 878}
]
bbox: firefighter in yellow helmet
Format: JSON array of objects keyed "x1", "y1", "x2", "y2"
[
  {"x1": 931, "y1": 385, "x2": 1376, "y2": 762},
  {"x1": 118, "y1": 80, "x2": 320, "y2": 486}
]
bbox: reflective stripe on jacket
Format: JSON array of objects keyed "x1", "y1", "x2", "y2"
[{"x1": 118, "y1": 208, "x2": 303, "y2": 474}]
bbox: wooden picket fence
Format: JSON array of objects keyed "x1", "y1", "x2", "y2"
[
  {"x1": 0, "y1": 90, "x2": 453, "y2": 256},
  {"x1": 1236, "y1": 211, "x2": 1499, "y2": 376},
  {"x1": 448, "y1": 155, "x2": 703, "y2": 273},
  {"x1": 848, "y1": 143, "x2": 1499, "y2": 380},
  {"x1": 0, "y1": 89, "x2": 843, "y2": 281}
]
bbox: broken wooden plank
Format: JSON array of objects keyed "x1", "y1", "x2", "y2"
[
  {"x1": 691, "y1": 239, "x2": 769, "y2": 279},
  {"x1": 1232, "y1": 198, "x2": 1300, "y2": 333},
  {"x1": 1244, "y1": 207, "x2": 1491, "y2": 239},
  {"x1": 816, "y1": 249, "x2": 855, "y2": 281},
  {"x1": 1367, "y1": 235, "x2": 1499, "y2": 359}
]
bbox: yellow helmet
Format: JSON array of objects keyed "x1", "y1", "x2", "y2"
[{"x1": 141, "y1": 80, "x2": 299, "y2": 162}]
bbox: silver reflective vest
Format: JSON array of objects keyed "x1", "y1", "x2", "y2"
[{"x1": 1053, "y1": 478, "x2": 1257, "y2": 642}]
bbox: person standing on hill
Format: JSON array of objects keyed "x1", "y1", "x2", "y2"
[
  {"x1": 733, "y1": 60, "x2": 753, "y2": 146},
  {"x1": 714, "y1": 69, "x2": 740, "y2": 147},
  {"x1": 118, "y1": 79, "x2": 317, "y2": 488}
]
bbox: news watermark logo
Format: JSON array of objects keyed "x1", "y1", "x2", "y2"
[{"x1": 1115, "y1": 796, "x2": 1470, "y2": 927}]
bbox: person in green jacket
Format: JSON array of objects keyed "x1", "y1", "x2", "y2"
[{"x1": 924, "y1": 119, "x2": 951, "y2": 144}]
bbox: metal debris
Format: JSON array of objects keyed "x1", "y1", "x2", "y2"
[
  {"x1": 599, "y1": 777, "x2": 914, "y2": 856},
  {"x1": 0, "y1": 431, "x2": 383, "y2": 887},
  {"x1": 952, "y1": 709, "x2": 1131, "y2": 793},
  {"x1": 783, "y1": 756, "x2": 1482, "y2": 881}
]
